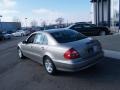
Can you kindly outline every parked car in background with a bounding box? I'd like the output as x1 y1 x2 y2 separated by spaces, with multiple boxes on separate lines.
0 31 4 41
7 30 14 34
29 29 39 34
67 22 112 36
2 32 12 40
24 30 31 36
18 29 104 75
12 30 26 37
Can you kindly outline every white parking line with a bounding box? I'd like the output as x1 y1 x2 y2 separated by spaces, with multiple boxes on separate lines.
104 50 120 60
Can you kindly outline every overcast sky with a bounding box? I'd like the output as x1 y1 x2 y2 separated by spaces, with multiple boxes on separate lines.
0 0 91 26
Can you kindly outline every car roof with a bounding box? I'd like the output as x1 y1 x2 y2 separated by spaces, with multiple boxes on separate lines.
35 28 72 34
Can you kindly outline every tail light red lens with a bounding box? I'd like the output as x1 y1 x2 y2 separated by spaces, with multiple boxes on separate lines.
64 48 80 60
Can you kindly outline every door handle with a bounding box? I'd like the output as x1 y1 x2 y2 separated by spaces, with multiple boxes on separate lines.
41 47 44 50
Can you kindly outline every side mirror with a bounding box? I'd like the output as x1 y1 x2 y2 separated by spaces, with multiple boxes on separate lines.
22 40 28 44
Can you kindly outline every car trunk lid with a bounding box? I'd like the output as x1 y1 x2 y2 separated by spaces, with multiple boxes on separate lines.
62 37 100 59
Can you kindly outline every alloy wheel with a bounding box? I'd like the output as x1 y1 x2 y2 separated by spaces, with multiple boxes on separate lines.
45 59 53 73
44 57 56 75
18 49 22 58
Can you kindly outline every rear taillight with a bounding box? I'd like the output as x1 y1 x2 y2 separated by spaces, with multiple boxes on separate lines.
64 48 80 60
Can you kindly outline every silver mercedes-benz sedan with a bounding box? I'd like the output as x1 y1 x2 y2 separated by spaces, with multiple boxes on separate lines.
18 29 104 75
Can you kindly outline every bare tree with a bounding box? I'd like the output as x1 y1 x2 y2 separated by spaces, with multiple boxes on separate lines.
56 17 64 25
55 17 64 28
30 20 38 27
12 17 20 22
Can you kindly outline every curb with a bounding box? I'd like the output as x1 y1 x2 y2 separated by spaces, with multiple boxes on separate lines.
104 50 120 60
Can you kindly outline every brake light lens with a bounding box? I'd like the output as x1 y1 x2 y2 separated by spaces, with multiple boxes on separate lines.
64 48 80 60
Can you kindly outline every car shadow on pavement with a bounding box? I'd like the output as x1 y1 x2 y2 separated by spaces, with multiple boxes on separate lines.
55 57 120 81
56 63 102 76
21 57 120 85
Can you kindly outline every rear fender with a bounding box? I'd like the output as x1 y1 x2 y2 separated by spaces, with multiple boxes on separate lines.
42 52 55 64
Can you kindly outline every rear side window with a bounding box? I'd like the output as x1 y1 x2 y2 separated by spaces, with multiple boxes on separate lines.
50 30 86 43
42 35 48 45
71 24 82 29
34 33 48 45
74 24 82 29
34 34 44 44
82 24 91 28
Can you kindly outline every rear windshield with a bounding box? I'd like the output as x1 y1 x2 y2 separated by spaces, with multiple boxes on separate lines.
50 30 86 43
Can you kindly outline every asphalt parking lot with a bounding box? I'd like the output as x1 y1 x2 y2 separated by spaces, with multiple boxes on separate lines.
0 36 120 90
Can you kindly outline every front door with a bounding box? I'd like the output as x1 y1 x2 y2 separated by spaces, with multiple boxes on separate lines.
21 34 36 59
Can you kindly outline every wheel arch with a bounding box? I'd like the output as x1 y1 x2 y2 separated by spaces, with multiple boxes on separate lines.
17 45 22 50
42 53 55 65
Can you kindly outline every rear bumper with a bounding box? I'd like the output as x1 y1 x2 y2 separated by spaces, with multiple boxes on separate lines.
53 52 104 72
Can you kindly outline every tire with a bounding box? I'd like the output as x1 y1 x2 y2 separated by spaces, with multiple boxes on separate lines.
43 57 56 75
99 31 106 36
18 48 25 59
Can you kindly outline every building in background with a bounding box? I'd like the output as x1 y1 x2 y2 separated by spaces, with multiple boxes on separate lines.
0 22 21 33
91 3 95 24
91 0 120 31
